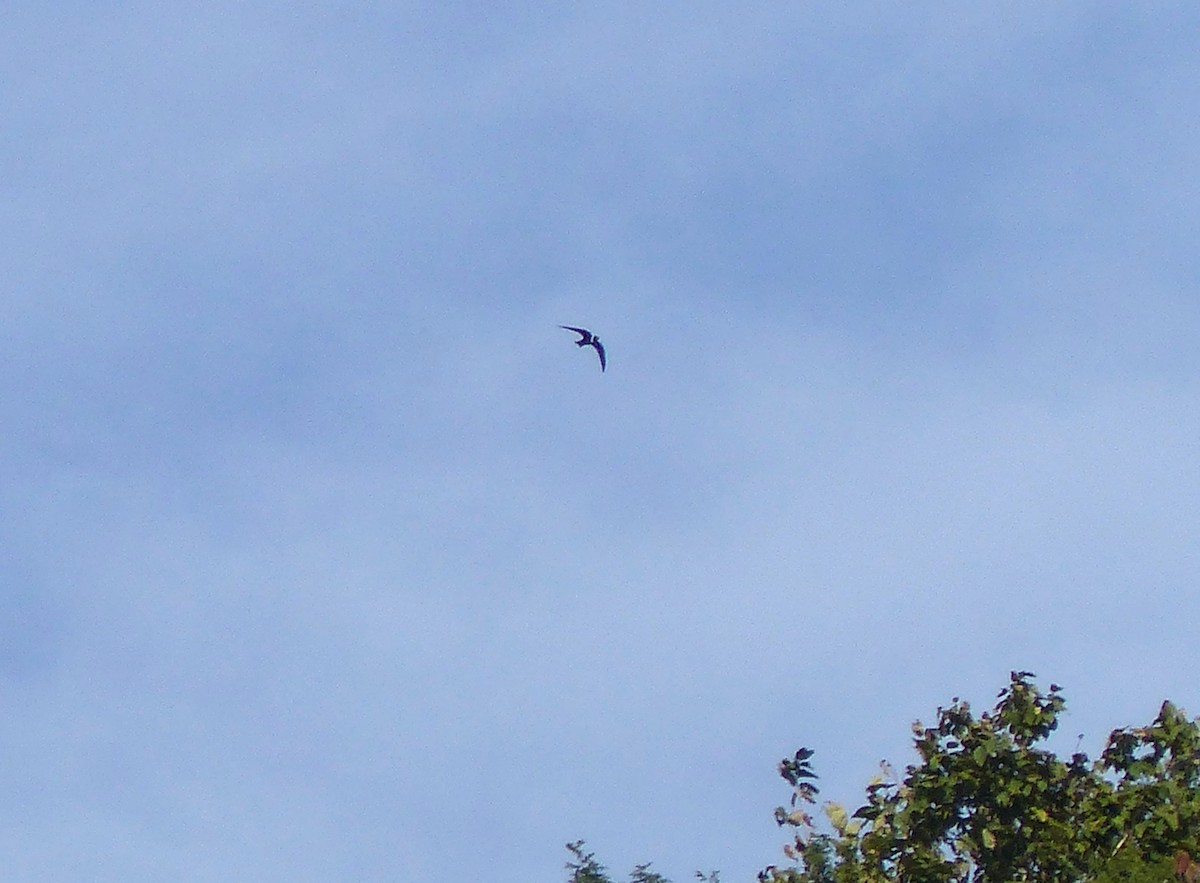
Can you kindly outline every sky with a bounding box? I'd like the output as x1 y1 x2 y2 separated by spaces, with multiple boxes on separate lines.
3 2 1200 881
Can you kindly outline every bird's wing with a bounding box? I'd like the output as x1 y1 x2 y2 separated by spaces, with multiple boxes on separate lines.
593 340 606 371
559 325 591 339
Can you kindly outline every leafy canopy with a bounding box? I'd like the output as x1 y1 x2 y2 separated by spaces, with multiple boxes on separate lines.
767 672 1200 883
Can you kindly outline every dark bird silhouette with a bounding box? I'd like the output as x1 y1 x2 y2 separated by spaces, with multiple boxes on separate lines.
559 325 606 371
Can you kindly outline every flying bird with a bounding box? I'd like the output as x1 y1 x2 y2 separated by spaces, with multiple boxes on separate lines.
559 325 606 372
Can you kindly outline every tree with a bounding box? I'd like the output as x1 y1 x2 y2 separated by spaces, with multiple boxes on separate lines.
566 841 615 883
565 841 687 883
766 672 1200 882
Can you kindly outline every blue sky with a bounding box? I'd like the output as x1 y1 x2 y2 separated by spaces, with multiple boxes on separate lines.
4 3 1200 880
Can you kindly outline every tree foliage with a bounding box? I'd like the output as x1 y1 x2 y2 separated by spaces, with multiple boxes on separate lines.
764 672 1200 883
567 673 1200 882
565 841 697 883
